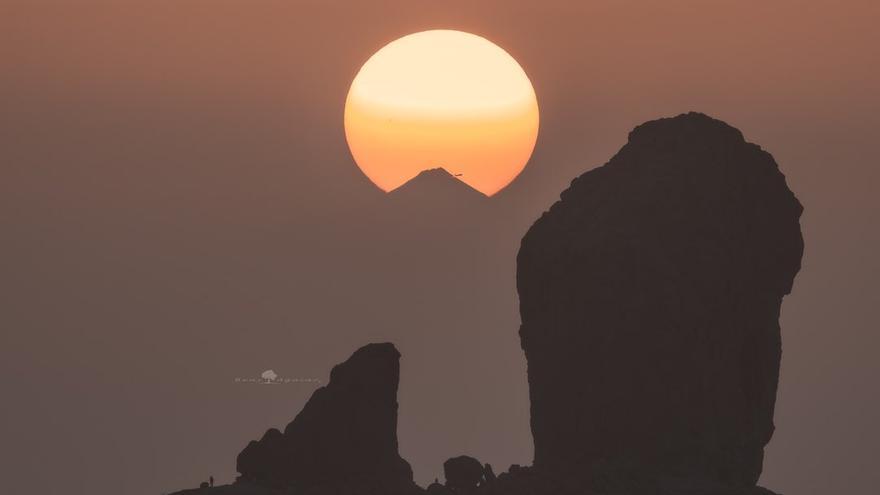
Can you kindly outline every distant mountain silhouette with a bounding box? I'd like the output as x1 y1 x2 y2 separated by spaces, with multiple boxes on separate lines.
382 167 490 226
388 168 488 204
171 113 803 495
362 166 496 252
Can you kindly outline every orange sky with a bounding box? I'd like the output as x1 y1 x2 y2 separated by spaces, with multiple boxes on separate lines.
2 2 879 495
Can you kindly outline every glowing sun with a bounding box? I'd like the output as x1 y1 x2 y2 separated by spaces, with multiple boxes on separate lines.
344 30 539 196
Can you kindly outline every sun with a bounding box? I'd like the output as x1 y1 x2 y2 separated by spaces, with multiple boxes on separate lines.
344 30 539 197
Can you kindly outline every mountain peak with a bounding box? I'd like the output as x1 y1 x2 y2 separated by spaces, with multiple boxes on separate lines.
410 167 459 181
389 168 488 201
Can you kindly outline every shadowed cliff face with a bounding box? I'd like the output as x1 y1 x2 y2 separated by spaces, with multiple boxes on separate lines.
517 113 803 487
236 343 418 494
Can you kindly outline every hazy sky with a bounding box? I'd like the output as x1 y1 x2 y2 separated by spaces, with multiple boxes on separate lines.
2 1 879 494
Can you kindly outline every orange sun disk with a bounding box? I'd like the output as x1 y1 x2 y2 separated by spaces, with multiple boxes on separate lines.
344 30 539 196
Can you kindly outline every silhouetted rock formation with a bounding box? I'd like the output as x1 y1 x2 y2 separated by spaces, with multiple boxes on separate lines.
516 113 803 492
482 463 496 485
171 112 803 495
235 343 419 495
443 456 484 493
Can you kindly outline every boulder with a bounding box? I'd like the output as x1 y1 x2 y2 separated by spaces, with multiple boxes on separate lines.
443 456 484 492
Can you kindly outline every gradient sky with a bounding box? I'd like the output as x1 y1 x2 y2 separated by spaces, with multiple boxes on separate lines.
2 1 879 495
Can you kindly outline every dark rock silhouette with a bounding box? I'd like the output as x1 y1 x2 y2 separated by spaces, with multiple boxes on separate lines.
517 112 803 491
482 463 496 485
235 343 419 494
170 483 277 495
443 456 484 493
439 456 499 495
426 479 453 495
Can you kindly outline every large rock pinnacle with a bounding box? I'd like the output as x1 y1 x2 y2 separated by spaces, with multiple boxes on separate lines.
516 112 804 488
